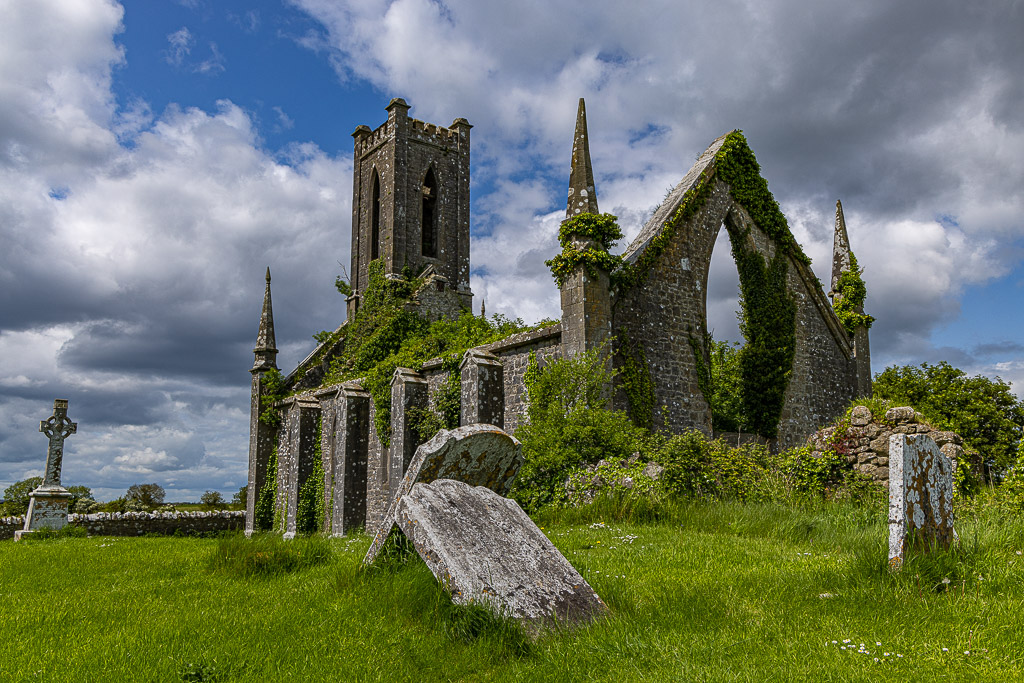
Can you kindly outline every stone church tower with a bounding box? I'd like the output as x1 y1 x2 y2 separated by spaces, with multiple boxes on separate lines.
347 98 473 318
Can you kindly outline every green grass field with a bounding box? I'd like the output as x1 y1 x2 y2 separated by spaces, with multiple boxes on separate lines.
2 498 1022 682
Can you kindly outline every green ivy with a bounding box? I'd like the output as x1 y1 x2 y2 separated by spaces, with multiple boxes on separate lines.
832 253 875 335
617 329 655 430
296 415 326 535
407 357 462 443
546 212 624 287
728 221 797 439
714 131 812 266
317 260 536 446
259 368 286 428
253 438 278 531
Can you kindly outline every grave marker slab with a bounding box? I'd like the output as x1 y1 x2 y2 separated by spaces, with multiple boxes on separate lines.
395 479 608 634
888 433 955 570
363 424 522 564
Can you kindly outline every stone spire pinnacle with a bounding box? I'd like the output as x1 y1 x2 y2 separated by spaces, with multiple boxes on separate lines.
565 98 599 220
829 200 852 299
252 266 278 373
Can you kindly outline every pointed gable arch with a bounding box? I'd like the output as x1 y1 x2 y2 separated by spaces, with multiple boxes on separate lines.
611 131 862 447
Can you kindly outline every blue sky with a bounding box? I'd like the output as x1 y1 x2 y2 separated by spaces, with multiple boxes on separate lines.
1 0 1022 501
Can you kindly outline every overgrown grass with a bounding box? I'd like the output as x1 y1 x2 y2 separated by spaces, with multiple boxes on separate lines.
2 499 1023 681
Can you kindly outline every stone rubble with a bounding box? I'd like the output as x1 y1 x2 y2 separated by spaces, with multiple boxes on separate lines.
807 405 976 486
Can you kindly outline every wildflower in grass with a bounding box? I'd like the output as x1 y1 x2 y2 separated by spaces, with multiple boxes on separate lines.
942 648 948 652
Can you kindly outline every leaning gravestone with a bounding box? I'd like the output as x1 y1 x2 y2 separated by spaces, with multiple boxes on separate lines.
15 399 77 541
888 433 955 570
363 424 523 564
396 479 608 634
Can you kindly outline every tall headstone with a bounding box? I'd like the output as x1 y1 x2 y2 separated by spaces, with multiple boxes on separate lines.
888 433 955 570
15 399 77 541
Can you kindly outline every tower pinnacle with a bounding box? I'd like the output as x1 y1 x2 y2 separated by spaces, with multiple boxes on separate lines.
252 266 278 373
829 200 852 300
565 98 599 220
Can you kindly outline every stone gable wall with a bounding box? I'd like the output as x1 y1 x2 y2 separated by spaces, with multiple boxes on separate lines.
611 176 861 448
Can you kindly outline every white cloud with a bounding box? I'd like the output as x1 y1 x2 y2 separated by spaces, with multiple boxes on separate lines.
165 27 192 66
0 0 351 496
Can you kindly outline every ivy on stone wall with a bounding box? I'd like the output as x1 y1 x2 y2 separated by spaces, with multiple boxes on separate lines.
546 213 624 287
618 329 656 430
832 253 875 335
714 131 812 266
613 130 810 294
728 221 797 439
296 415 326 535
612 170 715 291
316 260 535 446
407 357 462 443
253 439 278 532
259 369 286 428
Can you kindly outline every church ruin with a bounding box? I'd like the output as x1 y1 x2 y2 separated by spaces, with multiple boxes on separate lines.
245 98 872 536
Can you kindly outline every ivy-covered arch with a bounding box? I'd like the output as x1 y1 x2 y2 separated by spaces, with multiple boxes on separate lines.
611 131 860 445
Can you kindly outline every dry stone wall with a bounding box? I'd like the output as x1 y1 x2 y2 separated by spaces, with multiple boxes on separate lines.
807 405 971 486
1 511 244 540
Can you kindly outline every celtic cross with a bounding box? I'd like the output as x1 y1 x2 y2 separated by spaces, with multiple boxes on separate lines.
39 399 76 487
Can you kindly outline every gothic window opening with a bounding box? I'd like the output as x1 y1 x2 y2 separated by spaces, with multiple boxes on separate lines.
421 168 437 258
371 171 381 261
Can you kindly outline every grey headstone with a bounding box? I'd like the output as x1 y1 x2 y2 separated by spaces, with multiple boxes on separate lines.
395 479 608 634
363 424 522 564
888 433 955 570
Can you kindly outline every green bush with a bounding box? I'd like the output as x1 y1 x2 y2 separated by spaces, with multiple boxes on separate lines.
511 348 656 512
654 432 784 502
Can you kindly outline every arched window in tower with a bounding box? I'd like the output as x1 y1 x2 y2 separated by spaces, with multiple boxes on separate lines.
421 167 437 258
370 170 381 261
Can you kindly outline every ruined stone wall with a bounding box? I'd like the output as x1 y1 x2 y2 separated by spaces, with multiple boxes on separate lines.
612 178 736 437
611 140 861 447
482 325 563 434
808 406 972 486
1 511 244 540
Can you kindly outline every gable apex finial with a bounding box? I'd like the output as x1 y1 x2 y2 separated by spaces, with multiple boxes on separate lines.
565 98 599 221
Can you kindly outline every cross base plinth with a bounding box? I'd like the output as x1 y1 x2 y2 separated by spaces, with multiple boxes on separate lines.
14 486 73 541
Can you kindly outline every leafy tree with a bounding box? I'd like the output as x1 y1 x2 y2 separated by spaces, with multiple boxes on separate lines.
2 477 42 516
66 485 92 512
125 483 166 509
200 490 225 509
707 339 744 433
873 361 1024 470
232 485 247 507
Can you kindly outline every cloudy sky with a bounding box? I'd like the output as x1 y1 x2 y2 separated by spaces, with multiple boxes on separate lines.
2 0 1022 501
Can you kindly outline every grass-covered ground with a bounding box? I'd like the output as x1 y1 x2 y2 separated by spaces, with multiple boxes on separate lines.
2 497 1022 682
